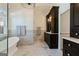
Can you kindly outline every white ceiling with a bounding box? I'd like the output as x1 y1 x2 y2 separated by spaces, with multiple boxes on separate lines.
8 3 54 15
36 3 55 15
35 3 53 15
0 3 58 14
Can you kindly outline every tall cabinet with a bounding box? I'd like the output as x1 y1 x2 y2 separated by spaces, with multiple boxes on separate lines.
63 3 79 56
44 7 59 49
70 3 79 38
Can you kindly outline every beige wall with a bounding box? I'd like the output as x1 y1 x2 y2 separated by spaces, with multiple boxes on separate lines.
60 10 70 33
34 8 46 31
60 9 70 49
34 4 52 31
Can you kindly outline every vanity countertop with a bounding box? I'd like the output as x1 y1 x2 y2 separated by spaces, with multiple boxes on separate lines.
62 36 79 44
45 32 58 34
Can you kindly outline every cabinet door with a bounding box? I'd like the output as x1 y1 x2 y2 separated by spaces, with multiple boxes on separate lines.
44 33 51 47
50 34 58 49
70 3 79 38
71 4 79 29
73 4 79 26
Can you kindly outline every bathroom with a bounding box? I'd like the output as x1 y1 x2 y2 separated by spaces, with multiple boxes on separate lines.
0 3 70 56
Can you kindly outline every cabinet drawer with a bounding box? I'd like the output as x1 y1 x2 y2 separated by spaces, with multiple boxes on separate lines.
63 39 72 50
63 49 71 56
70 31 79 38
63 39 79 56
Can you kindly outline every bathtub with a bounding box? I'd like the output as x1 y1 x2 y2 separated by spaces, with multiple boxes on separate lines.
0 36 19 56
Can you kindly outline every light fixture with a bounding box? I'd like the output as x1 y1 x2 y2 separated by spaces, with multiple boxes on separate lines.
28 3 31 5
48 16 52 22
21 3 35 8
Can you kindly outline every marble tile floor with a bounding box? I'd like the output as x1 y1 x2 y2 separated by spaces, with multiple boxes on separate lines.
13 40 62 56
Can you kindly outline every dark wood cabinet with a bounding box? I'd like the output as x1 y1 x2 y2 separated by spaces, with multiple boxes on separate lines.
44 32 58 49
63 39 79 56
70 3 79 38
44 6 59 49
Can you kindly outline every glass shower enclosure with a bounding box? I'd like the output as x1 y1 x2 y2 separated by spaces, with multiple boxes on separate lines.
0 3 34 56
0 3 8 56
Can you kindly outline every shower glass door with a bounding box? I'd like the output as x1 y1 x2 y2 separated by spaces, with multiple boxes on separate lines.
0 3 8 56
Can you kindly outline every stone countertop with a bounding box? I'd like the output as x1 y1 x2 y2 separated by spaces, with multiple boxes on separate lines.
62 36 79 44
45 32 58 34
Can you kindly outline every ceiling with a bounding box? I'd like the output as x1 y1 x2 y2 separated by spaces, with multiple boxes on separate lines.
0 3 61 15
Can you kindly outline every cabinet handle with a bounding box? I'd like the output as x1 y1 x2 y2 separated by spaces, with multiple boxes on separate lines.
67 53 70 56
68 44 71 46
75 33 78 36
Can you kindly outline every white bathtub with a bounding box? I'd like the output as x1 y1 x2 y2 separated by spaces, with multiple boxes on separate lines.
0 37 19 56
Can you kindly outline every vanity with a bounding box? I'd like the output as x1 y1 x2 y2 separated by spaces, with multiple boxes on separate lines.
63 3 79 56
44 6 59 49
44 32 58 49
63 37 79 56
